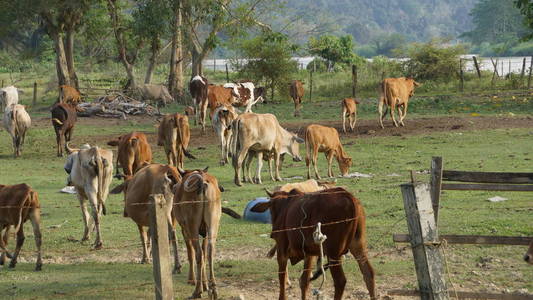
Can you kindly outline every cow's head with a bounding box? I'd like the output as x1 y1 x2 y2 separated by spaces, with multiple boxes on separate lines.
525 241 533 265
339 157 352 176
406 78 421 97
252 189 304 225
286 132 304 162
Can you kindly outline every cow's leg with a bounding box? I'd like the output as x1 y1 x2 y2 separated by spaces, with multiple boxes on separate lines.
234 146 249 186
326 151 335 178
390 100 398 127
204 215 220 299
138 225 150 264
312 145 321 180
254 151 264 184
56 130 62 157
351 112 357 131
300 256 316 300
277 253 289 300
8 226 25 269
200 99 209 134
183 228 196 285
79 196 91 242
274 152 282 182
29 207 43 271
342 107 347 133
268 157 276 181
87 191 103 249
349 219 376 299
201 237 208 292
400 102 408 126
244 152 254 183
0 224 10 264
191 230 204 298
378 99 385 129
218 130 226 166
329 258 347 300
168 222 181 274
11 135 17 157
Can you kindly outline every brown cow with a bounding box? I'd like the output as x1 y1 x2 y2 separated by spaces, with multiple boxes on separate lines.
251 187 376 300
305 124 352 179
189 76 209 133
51 103 77 157
525 240 533 264
59 85 82 105
174 168 222 299
157 113 194 169
0 184 42 271
207 85 237 120
107 132 152 180
378 77 420 128
111 164 182 273
289 80 305 116
342 98 359 133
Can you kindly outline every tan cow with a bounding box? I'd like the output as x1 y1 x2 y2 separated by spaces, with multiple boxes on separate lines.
0 184 42 271
157 113 194 169
174 168 222 299
272 179 335 193
59 85 82 105
289 80 304 116
342 98 359 133
525 240 533 265
3 104 31 157
111 164 182 273
212 105 238 166
305 124 352 179
378 77 420 128
107 132 152 180
230 113 304 186
65 144 113 249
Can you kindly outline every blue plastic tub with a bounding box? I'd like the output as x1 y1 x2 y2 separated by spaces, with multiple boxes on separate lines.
243 197 271 224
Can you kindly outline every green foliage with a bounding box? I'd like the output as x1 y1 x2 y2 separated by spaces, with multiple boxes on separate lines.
372 33 406 57
308 34 361 71
401 40 466 81
515 0 533 39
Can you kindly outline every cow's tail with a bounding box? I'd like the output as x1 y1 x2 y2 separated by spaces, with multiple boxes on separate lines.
13 189 32 234
175 115 195 160
95 148 107 216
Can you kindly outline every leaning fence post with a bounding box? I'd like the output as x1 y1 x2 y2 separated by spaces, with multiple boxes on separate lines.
149 194 174 300
401 183 449 300
32 81 38 106
473 56 481 79
528 56 533 89
429 157 443 225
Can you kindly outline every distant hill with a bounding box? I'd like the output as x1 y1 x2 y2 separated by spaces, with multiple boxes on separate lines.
277 0 477 44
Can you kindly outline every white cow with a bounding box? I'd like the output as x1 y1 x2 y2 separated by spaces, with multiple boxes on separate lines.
212 105 239 166
3 104 31 157
64 144 113 249
0 86 19 112
224 82 264 113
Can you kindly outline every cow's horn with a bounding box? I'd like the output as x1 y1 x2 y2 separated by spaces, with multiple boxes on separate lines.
65 142 78 154
264 188 274 198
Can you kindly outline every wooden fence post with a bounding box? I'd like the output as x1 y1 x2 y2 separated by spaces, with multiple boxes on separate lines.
32 82 37 106
352 64 357 97
309 70 313 102
1 79 3 88
490 58 499 88
521 57 526 87
149 194 174 300
213 55 216 73
459 59 464 92
225 64 229 82
472 56 481 79
401 183 449 300
528 56 533 89
429 157 443 225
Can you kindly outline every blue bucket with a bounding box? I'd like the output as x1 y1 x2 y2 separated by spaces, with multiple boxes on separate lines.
243 197 271 224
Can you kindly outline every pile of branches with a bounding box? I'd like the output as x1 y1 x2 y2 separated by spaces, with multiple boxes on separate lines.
77 92 158 119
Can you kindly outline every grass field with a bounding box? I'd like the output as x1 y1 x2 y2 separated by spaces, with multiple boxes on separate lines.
1 73 532 299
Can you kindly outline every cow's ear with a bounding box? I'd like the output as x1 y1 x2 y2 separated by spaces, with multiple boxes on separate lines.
203 166 209 173
250 201 271 213
177 167 186 176
218 184 224 192
414 81 421 87
110 183 125 194
107 140 119 147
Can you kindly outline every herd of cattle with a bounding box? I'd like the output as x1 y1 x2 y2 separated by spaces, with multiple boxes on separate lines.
0 76 531 300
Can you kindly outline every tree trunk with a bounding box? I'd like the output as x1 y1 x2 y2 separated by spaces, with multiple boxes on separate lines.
145 38 161 84
107 0 136 90
50 30 71 86
65 27 79 89
168 0 184 102
191 48 204 77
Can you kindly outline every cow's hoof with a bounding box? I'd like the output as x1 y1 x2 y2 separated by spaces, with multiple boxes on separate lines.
187 279 196 286
219 160 225 166
92 242 103 250
208 289 218 300
35 263 42 271
8 261 17 269
234 179 242 186
189 293 202 300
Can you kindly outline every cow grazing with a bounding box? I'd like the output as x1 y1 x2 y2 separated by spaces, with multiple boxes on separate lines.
157 113 194 169
289 80 305 116
0 86 19 112
525 240 533 264
3 104 31 157
189 76 209 133
231 113 303 186
251 188 376 300
111 164 182 273
135 84 174 107
212 105 238 166
272 179 335 193
51 103 77 157
305 124 352 179
64 144 113 249
378 77 420 128
342 98 359 133
174 168 222 299
59 85 82 105
0 184 42 271
107 132 152 180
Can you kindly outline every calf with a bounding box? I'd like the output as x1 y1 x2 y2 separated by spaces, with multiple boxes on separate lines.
378 77 420 128
189 76 209 133
525 240 533 265
305 124 352 179
107 132 152 180
251 188 376 300
212 105 238 165
342 98 359 133
3 104 31 157
51 103 77 157
65 144 113 249
289 80 304 116
272 179 335 193
0 86 19 112
174 168 222 299
59 85 82 105
111 164 182 273
157 113 193 169
0 184 42 271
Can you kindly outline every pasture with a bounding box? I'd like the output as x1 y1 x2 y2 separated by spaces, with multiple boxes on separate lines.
0 81 532 299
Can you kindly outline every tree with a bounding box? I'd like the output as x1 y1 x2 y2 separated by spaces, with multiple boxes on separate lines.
307 34 359 71
372 33 406 57
168 0 185 101
515 0 533 39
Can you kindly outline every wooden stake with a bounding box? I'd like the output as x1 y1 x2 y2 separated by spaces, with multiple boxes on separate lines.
528 57 532 89
309 70 313 102
473 56 481 79
459 59 464 92
149 194 174 300
521 57 526 87
225 64 229 82
352 64 357 97
33 82 38 106
429 157 443 225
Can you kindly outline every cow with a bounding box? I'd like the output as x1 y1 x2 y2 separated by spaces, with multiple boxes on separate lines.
51 102 77 157
525 240 533 265
134 84 174 107
272 179 335 193
184 106 195 121
0 86 19 112
0 183 42 271
110 164 182 273
289 80 304 116
157 113 194 169
174 168 222 299
107 132 152 180
242 150 286 183
230 113 304 186
378 77 420 128
342 98 359 133
212 105 239 166
59 85 82 105
207 85 237 120
305 124 352 179
189 76 209 133
3 104 31 157
64 144 113 249
224 81 264 113
251 187 376 300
